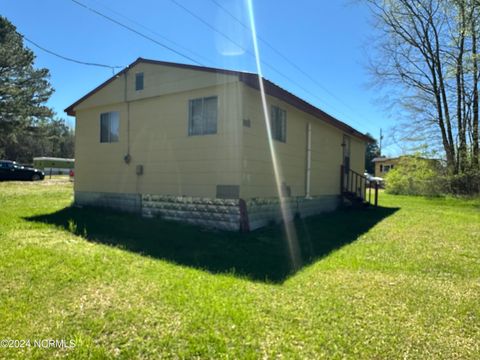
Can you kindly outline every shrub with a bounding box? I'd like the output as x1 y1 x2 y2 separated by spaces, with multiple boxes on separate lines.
446 169 480 195
384 157 446 196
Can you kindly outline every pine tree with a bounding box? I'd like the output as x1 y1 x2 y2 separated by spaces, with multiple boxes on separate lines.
0 16 54 158
365 133 380 174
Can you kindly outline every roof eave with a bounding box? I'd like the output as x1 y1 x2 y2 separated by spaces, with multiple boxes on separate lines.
239 74 375 143
64 57 375 143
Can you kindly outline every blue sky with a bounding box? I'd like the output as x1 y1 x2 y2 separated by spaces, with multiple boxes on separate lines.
1 0 399 155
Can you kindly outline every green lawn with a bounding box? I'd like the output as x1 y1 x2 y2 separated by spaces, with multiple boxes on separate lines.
0 180 479 359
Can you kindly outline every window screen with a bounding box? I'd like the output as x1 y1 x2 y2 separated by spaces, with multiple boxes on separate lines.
100 112 119 143
135 72 144 91
188 96 218 136
271 106 286 142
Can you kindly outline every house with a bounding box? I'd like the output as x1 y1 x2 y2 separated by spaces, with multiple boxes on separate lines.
65 58 373 231
372 156 398 178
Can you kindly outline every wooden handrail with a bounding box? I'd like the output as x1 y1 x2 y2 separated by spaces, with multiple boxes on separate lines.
340 165 378 207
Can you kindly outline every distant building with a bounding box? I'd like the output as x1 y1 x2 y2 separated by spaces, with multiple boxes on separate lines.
372 155 443 178
372 157 399 178
33 157 74 175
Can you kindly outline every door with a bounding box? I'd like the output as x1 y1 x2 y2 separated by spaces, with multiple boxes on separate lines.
342 135 351 191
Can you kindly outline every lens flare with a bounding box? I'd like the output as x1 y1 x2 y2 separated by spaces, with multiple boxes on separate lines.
246 0 301 270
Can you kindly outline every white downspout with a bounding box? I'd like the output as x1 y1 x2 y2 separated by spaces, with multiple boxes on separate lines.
305 122 312 198
124 71 131 162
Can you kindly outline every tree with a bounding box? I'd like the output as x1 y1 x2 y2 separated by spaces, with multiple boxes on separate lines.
0 16 54 159
365 132 380 173
364 0 480 175
2 118 75 163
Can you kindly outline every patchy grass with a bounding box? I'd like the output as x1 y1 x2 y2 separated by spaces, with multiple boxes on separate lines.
0 181 479 359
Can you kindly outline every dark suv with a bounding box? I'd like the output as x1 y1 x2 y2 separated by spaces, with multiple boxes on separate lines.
0 160 45 181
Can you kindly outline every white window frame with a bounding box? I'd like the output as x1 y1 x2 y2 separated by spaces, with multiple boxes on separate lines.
188 96 218 136
100 112 120 143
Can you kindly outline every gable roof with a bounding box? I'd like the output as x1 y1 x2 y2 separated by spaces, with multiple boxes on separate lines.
64 57 374 143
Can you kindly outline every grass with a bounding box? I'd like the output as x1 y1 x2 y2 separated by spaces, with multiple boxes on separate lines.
0 179 479 359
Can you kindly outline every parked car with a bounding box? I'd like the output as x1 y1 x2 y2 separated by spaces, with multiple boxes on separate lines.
0 160 45 181
364 172 385 188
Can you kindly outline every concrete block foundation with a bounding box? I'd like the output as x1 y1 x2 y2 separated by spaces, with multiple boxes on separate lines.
74 191 340 231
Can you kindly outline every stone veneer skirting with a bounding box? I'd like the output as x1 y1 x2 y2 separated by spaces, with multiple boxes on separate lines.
142 194 242 231
245 195 340 230
74 191 340 231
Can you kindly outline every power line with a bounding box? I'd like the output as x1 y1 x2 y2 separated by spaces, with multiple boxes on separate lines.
18 32 123 73
169 0 374 133
208 0 377 133
68 0 375 133
168 0 339 111
86 0 218 67
169 0 247 57
69 0 203 66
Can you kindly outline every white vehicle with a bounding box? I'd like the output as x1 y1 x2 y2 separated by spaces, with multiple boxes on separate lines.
364 172 384 187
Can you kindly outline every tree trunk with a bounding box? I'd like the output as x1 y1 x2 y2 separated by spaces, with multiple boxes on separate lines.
432 25 456 173
472 2 479 170
457 1 467 173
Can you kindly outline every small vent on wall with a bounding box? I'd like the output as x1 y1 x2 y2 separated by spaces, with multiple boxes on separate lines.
242 119 251 128
216 185 240 199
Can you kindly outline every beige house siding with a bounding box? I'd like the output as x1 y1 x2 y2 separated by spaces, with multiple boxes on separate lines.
240 86 307 198
240 84 365 199
74 62 239 111
350 137 367 175
74 63 243 198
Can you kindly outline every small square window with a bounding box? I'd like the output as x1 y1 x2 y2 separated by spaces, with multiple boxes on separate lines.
271 105 286 142
100 112 119 143
135 72 144 91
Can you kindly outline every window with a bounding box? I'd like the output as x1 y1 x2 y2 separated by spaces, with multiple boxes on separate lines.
135 72 144 91
100 112 119 143
271 105 286 142
383 165 391 172
188 96 218 136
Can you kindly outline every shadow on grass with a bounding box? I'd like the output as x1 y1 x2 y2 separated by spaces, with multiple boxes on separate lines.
26 205 398 283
